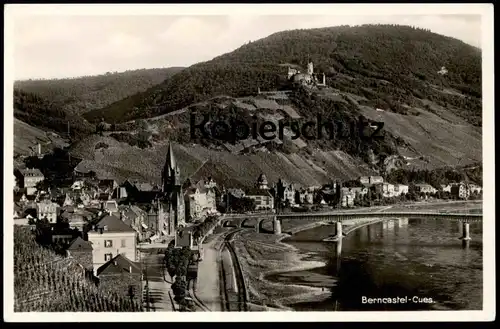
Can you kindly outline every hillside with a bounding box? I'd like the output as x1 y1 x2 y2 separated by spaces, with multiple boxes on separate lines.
85 24 481 127
17 24 482 189
15 67 184 116
68 83 480 188
69 138 374 189
14 89 94 140
13 118 69 158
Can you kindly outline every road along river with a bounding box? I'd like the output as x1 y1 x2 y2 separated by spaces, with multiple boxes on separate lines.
265 217 483 311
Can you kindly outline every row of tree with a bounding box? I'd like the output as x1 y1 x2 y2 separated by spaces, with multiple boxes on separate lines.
164 243 195 311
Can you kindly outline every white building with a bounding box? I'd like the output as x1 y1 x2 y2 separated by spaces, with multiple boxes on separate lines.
36 199 58 224
441 184 452 193
340 188 356 207
415 184 437 194
87 215 137 274
359 175 384 186
382 183 395 198
246 188 274 210
393 184 409 197
19 168 45 195
184 179 217 220
451 183 470 199
468 183 482 195
299 189 314 204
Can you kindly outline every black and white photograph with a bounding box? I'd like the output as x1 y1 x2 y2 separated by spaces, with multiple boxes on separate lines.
3 3 495 322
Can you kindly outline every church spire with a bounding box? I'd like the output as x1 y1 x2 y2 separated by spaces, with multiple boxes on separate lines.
163 142 181 193
166 142 176 171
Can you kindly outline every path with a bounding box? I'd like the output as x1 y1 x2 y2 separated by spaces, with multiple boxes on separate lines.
141 249 175 312
191 232 226 311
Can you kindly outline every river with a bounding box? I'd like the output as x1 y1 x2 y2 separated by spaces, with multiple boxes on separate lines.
266 218 483 311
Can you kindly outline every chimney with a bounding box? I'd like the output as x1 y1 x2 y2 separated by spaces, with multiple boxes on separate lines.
37 143 41 155
114 261 117 266
129 266 132 273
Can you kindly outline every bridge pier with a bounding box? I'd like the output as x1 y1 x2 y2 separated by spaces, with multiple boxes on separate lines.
329 221 344 241
460 221 471 241
334 238 342 274
273 216 282 235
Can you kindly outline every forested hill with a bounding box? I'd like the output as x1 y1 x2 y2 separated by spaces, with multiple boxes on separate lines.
14 89 94 140
84 24 482 125
14 67 184 116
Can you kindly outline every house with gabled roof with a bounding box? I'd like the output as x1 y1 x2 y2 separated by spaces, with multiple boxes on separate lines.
120 205 147 241
16 168 45 195
36 199 58 224
87 215 137 274
98 179 118 195
96 254 142 302
66 236 93 272
184 179 217 221
246 188 274 210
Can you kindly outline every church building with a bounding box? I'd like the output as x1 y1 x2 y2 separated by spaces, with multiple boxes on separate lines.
151 143 186 241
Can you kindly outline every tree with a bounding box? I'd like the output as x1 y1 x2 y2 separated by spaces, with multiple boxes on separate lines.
230 197 256 213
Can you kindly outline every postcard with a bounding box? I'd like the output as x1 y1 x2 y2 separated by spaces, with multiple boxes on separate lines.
3 3 495 322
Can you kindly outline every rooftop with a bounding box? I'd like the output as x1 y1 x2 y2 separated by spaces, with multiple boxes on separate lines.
104 201 118 213
96 254 141 276
67 236 93 251
227 188 246 198
20 168 44 177
91 215 135 233
74 160 96 174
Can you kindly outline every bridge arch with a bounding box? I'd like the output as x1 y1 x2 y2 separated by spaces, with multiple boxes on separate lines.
223 219 239 228
241 218 259 228
256 217 274 234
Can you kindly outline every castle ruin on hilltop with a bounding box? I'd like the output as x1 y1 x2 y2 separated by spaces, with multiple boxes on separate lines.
287 60 326 88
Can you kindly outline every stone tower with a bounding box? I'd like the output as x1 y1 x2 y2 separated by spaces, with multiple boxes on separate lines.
161 143 185 236
307 61 314 75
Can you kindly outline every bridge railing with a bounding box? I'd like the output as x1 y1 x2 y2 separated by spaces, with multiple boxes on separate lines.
276 211 483 220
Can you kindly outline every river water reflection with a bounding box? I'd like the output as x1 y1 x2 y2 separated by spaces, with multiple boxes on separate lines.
266 218 482 311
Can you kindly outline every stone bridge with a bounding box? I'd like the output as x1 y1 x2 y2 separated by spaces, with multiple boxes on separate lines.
220 211 483 239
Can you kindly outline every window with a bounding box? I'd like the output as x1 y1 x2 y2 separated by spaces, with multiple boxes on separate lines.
104 253 113 261
121 239 126 248
104 240 113 247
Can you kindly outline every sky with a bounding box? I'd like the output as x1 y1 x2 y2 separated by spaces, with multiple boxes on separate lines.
7 6 486 80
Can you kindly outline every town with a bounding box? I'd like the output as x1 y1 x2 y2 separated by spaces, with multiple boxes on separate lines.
13 142 482 311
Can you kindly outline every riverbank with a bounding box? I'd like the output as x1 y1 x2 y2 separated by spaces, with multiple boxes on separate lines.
232 200 483 310
232 230 330 310
232 217 384 309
